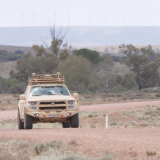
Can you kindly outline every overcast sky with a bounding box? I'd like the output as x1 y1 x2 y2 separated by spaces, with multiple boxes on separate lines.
0 0 160 27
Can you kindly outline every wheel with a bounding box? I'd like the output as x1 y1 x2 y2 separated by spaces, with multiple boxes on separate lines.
24 112 33 129
62 122 70 128
70 113 79 128
17 110 24 129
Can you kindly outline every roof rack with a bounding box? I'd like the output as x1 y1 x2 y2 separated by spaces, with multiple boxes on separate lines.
28 72 65 85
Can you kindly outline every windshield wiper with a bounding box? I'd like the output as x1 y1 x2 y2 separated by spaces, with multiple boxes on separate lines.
32 95 42 96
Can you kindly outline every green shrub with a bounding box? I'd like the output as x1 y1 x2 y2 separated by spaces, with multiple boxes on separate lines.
145 111 152 115
126 90 134 94
9 83 26 94
87 83 98 92
88 114 94 117
156 93 160 97
112 85 126 93
146 150 156 156
116 94 122 97
110 122 118 126
108 94 115 97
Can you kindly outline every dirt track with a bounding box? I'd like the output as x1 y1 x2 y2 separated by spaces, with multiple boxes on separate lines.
1 101 160 159
1 100 160 121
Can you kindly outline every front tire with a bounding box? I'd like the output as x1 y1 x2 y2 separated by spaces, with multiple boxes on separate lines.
17 110 24 129
62 122 70 128
24 112 33 129
70 113 79 128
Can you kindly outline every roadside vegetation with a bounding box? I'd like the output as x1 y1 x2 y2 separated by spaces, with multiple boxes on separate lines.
1 105 160 129
0 138 113 160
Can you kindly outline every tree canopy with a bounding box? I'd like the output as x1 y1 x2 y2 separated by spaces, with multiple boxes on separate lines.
74 48 102 64
120 44 160 90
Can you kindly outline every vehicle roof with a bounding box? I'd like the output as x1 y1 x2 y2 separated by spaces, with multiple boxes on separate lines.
28 84 66 87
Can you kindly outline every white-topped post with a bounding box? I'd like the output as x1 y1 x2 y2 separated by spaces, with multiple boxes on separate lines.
106 116 108 129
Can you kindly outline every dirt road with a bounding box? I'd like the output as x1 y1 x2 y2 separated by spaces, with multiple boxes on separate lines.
0 100 160 121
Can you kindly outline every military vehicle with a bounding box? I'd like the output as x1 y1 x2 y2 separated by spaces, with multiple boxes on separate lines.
17 73 79 129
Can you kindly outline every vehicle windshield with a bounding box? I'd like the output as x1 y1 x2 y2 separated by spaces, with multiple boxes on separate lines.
30 86 69 96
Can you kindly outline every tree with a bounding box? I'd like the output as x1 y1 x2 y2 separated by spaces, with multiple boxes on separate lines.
59 49 69 62
120 44 160 90
74 48 102 64
58 55 93 92
11 53 57 82
12 26 70 81
96 55 114 94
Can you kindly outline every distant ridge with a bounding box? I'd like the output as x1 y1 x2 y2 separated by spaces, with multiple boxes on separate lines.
0 26 160 47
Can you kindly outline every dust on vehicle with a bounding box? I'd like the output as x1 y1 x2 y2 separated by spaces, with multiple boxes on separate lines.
17 72 79 129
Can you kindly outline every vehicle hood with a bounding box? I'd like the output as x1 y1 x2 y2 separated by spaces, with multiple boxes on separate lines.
26 95 75 102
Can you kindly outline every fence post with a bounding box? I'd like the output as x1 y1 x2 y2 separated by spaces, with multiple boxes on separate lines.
106 116 108 129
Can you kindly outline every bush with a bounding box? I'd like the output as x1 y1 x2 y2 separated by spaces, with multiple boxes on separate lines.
9 83 26 94
34 141 62 155
126 90 134 94
87 83 98 92
146 150 156 156
156 93 160 97
112 85 126 93
88 114 94 117
34 143 48 155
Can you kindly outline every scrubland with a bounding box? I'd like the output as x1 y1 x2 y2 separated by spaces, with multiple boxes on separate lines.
1 105 160 129
0 138 113 160
1 106 160 159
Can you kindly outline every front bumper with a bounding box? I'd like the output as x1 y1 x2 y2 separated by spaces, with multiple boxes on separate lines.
26 109 78 119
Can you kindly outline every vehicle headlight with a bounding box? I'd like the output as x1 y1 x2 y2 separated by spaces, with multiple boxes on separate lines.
68 101 74 109
30 102 37 110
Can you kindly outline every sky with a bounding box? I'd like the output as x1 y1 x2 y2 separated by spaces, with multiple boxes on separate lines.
0 0 160 27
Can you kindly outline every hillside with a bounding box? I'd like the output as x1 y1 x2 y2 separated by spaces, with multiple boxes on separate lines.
0 26 160 47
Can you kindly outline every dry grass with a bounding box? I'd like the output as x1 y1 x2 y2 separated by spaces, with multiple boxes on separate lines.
79 92 160 106
0 61 16 78
0 138 32 160
2 106 160 129
0 94 19 111
0 138 113 160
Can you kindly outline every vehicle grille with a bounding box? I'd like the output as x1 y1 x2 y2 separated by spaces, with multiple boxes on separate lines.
40 101 65 105
39 107 66 110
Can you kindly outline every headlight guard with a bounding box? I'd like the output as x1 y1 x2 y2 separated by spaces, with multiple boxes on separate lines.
30 102 37 110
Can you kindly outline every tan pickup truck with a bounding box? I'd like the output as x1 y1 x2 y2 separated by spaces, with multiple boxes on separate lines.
17 73 79 129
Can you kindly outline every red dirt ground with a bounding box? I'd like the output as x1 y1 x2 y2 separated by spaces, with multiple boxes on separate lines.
1 101 160 159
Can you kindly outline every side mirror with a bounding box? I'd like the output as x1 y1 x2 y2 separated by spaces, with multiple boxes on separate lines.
20 94 26 100
73 93 78 99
